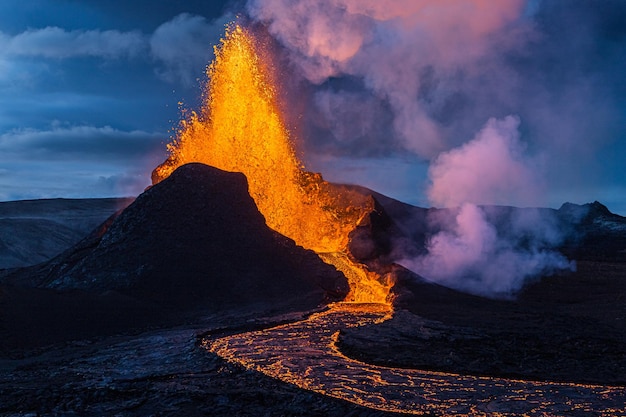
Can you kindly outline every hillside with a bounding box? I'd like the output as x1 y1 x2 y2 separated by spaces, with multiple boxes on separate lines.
0 197 133 269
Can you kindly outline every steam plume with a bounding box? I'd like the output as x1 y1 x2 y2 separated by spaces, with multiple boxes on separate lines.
427 116 542 208
245 0 626 209
241 1 625 295
397 202 575 296
247 0 525 158
398 116 574 296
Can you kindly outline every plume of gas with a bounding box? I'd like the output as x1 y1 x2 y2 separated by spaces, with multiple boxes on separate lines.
246 0 526 158
246 0 626 213
397 116 574 297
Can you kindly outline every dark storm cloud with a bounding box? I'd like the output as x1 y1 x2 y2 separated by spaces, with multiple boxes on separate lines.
0 124 168 201
0 13 230 85
0 27 146 59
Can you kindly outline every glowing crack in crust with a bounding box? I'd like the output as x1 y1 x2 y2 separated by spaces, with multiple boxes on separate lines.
152 24 392 304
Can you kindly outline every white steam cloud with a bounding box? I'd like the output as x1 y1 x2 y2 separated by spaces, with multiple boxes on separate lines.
396 117 574 296
427 116 543 208
398 203 574 296
244 0 601 296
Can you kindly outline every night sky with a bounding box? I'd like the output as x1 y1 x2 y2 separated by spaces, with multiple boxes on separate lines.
1 0 625 214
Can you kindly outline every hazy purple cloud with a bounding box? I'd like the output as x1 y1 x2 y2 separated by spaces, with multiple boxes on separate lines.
397 203 574 297
248 0 527 159
427 116 544 208
244 0 626 217
244 0 625 296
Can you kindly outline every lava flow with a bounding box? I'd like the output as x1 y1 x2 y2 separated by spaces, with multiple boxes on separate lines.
206 304 626 416
152 24 392 304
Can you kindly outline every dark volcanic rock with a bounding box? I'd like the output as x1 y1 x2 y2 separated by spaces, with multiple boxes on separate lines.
39 163 348 308
337 191 626 385
0 197 132 269
557 201 626 261
0 163 347 352
341 261 626 385
336 196 626 385
348 197 395 264
347 186 626 265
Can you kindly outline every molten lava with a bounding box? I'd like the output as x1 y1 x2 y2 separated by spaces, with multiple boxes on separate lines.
152 24 392 304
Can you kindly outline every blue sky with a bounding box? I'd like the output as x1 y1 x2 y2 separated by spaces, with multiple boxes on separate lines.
0 0 232 201
1 0 625 214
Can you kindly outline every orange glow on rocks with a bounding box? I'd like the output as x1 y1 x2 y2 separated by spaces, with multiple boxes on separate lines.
152 24 392 304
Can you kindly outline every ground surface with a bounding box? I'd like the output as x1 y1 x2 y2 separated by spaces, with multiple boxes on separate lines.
0 198 132 269
0 308 405 417
1 183 624 415
208 303 624 416
340 262 626 386
1 261 624 416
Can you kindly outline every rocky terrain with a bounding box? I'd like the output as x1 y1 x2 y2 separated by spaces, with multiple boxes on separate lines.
340 261 626 386
0 163 624 415
1 308 408 417
338 192 626 387
0 197 133 269
0 163 347 354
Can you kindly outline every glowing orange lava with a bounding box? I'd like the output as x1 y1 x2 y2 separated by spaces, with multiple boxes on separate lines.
152 24 392 304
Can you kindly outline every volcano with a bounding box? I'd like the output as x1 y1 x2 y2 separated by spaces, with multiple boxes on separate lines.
2 19 625 416
36 163 348 306
1 173 625 414
0 163 348 352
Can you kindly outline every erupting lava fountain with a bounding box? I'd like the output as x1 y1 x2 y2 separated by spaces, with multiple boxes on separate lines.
152 24 393 305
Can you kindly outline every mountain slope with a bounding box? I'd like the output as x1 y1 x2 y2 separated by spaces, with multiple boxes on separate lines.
0 197 133 269
0 164 348 352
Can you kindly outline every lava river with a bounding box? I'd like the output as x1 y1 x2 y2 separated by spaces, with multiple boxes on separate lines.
204 303 625 416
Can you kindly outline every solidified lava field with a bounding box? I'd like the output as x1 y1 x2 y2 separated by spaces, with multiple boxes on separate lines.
1 168 625 416
1 260 624 416
341 261 626 387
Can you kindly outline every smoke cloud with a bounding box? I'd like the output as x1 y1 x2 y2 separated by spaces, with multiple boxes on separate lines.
397 203 574 296
247 0 526 158
243 0 616 296
245 1 626 210
396 116 573 296
427 115 543 208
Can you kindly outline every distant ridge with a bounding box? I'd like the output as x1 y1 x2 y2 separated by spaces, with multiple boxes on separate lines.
0 197 133 269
